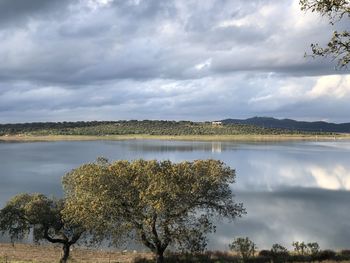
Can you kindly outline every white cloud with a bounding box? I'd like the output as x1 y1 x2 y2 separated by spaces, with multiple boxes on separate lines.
194 58 212 71
308 75 350 99
86 0 115 10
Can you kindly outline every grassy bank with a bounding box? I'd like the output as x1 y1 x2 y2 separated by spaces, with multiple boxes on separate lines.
1 243 350 263
1 133 350 142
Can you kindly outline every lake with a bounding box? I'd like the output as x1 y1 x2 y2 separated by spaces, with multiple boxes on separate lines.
1 139 350 251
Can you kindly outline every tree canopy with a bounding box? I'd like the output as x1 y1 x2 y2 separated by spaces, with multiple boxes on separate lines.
0 193 85 263
63 159 245 263
0 120 317 137
300 0 350 67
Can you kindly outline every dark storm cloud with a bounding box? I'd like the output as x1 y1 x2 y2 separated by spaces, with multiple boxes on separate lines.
0 0 336 85
0 0 72 27
0 0 349 122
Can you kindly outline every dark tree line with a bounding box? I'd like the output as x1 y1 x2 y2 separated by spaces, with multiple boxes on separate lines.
0 120 328 137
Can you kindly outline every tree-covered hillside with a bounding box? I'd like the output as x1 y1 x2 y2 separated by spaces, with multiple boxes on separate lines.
0 120 332 136
222 117 350 133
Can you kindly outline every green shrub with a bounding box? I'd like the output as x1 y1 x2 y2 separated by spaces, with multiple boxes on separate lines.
270 244 289 263
258 250 272 258
292 241 307 256
292 241 320 259
229 237 257 262
317 249 336 261
340 249 350 256
334 250 350 261
245 257 270 263
287 254 312 262
306 242 320 257
134 252 237 263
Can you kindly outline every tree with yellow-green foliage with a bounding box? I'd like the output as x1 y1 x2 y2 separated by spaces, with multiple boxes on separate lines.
300 0 350 67
62 158 245 263
0 193 85 263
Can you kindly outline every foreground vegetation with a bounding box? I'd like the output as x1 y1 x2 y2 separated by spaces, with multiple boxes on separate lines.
63 159 245 263
226 238 350 263
0 194 85 262
1 159 245 263
1 159 349 263
1 242 350 263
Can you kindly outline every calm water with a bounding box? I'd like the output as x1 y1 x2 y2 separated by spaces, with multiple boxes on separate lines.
1 139 350 250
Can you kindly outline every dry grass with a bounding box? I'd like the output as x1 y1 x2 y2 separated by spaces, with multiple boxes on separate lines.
0 243 152 263
1 244 350 263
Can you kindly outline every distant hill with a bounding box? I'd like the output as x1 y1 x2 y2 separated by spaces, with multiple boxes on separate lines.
0 120 320 137
221 117 350 133
1 118 347 136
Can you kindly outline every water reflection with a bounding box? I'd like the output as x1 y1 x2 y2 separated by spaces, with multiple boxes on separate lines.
212 142 222 153
0 140 350 249
309 165 350 190
125 140 228 152
211 188 350 250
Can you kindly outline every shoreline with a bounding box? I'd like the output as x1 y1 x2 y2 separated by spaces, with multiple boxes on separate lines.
1 134 350 142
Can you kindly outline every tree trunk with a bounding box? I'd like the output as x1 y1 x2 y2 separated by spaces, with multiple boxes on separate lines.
60 243 71 263
155 251 164 263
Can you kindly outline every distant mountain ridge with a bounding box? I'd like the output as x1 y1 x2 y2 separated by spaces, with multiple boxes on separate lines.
221 117 350 133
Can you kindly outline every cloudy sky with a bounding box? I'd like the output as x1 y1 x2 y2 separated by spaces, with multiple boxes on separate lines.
0 0 349 123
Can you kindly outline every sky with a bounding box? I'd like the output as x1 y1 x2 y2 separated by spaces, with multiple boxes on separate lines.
0 0 349 123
